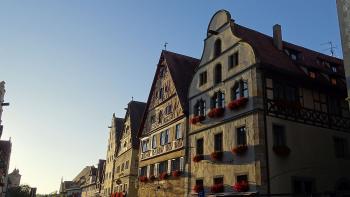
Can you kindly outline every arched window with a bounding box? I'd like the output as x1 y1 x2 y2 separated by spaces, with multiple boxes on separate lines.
194 99 206 116
211 91 225 108
231 80 248 100
214 64 222 84
214 39 222 58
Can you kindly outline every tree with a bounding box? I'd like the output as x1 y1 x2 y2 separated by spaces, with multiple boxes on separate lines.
6 185 31 197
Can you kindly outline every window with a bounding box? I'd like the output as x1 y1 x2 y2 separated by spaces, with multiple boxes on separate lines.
149 164 154 176
159 87 164 100
160 129 169 145
171 158 180 171
140 166 147 176
214 177 224 185
333 137 348 158
211 91 225 108
123 183 127 192
273 83 298 102
150 115 155 124
237 175 248 183
196 138 204 155
231 80 248 100
159 67 165 78
194 99 206 116
142 139 149 152
125 161 129 169
152 135 157 149
158 110 163 123
175 123 182 139
165 104 172 114
229 52 239 69
117 166 120 173
199 71 207 86
214 133 223 152
214 39 222 58
159 161 168 174
273 125 286 146
331 65 337 73
330 77 337 85
308 71 316 79
292 177 314 194
196 179 204 186
214 64 222 84
121 163 124 171
236 127 247 146
329 97 341 115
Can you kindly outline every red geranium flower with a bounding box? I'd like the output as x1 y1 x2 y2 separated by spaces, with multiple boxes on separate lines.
193 154 204 162
233 181 249 192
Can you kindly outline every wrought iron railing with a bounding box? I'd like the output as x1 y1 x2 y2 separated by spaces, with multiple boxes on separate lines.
266 99 350 131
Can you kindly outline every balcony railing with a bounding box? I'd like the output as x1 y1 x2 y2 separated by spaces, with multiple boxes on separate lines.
266 99 350 131
140 138 184 160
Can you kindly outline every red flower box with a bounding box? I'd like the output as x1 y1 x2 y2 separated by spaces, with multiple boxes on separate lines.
210 151 223 161
208 108 225 118
193 184 204 193
172 170 181 177
193 154 204 162
273 145 291 157
232 145 248 156
139 176 148 182
228 97 248 110
211 183 224 193
159 172 169 180
190 115 205 124
233 181 249 192
149 175 156 181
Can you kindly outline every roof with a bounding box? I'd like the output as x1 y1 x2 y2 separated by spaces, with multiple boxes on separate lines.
73 166 95 185
59 181 79 193
122 101 146 148
232 23 346 91
113 116 124 145
138 50 199 137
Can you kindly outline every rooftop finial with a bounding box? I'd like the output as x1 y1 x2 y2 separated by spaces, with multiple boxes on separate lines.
132 96 134 101
164 42 168 51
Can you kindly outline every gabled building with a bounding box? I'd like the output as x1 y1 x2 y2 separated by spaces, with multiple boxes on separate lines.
95 159 105 197
102 115 123 197
137 50 199 197
113 101 146 197
80 167 97 197
188 10 350 196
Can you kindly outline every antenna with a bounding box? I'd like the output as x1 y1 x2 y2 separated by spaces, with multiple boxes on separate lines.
321 41 337 57
164 42 168 50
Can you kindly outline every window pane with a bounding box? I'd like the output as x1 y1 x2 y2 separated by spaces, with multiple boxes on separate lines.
214 133 223 151
236 127 247 145
196 138 204 155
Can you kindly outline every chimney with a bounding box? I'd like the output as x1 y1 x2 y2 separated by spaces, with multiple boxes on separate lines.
273 24 283 50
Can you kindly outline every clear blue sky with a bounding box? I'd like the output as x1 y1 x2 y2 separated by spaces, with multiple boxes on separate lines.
0 0 342 194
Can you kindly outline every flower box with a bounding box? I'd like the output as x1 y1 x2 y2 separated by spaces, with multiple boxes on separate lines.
211 183 224 193
172 170 181 177
139 176 148 182
210 151 223 161
193 154 204 162
232 145 248 156
159 172 169 180
228 97 248 110
190 115 205 124
115 193 124 197
233 181 249 192
193 184 204 193
273 145 291 157
208 107 225 118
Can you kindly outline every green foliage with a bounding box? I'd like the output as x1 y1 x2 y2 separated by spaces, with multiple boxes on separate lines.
6 185 31 197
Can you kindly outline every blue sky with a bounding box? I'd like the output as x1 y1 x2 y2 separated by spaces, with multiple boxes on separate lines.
0 0 342 194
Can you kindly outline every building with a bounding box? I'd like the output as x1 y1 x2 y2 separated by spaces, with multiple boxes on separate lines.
6 168 21 188
337 0 350 107
102 114 123 197
113 101 146 197
137 50 199 197
95 159 105 196
59 181 80 197
188 10 350 196
0 81 11 197
80 167 98 197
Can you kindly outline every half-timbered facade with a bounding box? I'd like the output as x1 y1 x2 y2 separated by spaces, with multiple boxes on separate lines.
113 101 146 197
137 50 199 197
188 10 350 196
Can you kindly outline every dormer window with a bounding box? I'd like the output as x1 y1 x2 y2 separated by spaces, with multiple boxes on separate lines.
214 64 222 84
214 39 222 58
284 48 299 61
331 65 337 73
194 99 206 116
211 91 225 109
330 77 337 85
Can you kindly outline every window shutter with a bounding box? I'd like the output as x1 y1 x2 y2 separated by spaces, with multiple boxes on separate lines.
138 168 141 176
180 157 184 171
146 165 150 177
167 160 172 173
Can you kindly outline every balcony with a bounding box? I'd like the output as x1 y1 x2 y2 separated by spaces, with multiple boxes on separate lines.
140 138 184 160
266 99 350 131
